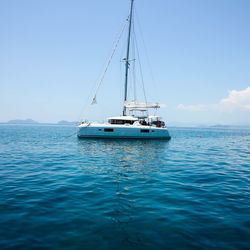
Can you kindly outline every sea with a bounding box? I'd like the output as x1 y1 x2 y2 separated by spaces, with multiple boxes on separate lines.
0 124 249 249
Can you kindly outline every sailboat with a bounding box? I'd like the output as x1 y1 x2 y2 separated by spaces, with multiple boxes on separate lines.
77 0 171 140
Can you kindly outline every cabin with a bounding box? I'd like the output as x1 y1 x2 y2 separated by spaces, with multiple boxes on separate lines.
107 115 165 128
108 116 138 125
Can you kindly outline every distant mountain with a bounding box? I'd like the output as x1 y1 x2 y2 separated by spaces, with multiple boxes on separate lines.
2 119 78 125
7 119 39 124
57 120 78 125
210 124 232 128
210 124 250 129
167 121 208 127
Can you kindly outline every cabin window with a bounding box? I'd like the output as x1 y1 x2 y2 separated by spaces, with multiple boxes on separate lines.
109 119 124 124
116 120 125 124
98 129 102 131
109 119 134 125
140 129 150 133
152 130 155 132
104 128 114 132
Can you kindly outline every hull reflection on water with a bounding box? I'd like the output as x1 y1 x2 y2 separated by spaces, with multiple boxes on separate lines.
77 139 171 248
78 139 170 170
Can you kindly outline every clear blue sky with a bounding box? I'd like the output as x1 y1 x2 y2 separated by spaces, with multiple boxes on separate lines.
1 0 250 125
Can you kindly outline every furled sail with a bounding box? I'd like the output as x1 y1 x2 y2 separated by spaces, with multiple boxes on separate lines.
124 101 160 111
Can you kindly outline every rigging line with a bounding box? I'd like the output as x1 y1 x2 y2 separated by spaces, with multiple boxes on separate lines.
81 20 128 122
134 26 149 118
63 131 77 138
132 19 137 101
134 9 157 92
134 26 147 103
77 47 111 123
92 20 127 102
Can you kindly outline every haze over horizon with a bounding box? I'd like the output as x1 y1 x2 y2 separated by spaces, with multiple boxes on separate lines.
1 0 250 125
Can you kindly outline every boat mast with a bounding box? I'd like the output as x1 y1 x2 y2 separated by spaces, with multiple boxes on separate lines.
123 0 134 116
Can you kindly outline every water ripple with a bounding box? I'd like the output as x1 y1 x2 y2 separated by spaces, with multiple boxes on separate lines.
0 125 249 249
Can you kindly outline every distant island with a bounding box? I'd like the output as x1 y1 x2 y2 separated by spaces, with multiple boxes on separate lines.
57 120 78 125
7 119 39 124
210 124 232 128
1 119 78 125
1 119 249 128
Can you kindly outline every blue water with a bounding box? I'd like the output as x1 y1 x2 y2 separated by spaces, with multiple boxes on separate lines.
0 125 249 249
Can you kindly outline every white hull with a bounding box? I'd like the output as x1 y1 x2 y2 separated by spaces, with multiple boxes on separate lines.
77 123 171 140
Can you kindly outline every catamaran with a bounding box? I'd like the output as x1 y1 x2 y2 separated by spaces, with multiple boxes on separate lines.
77 0 171 140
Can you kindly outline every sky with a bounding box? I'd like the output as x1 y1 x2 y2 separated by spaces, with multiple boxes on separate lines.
0 0 250 125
